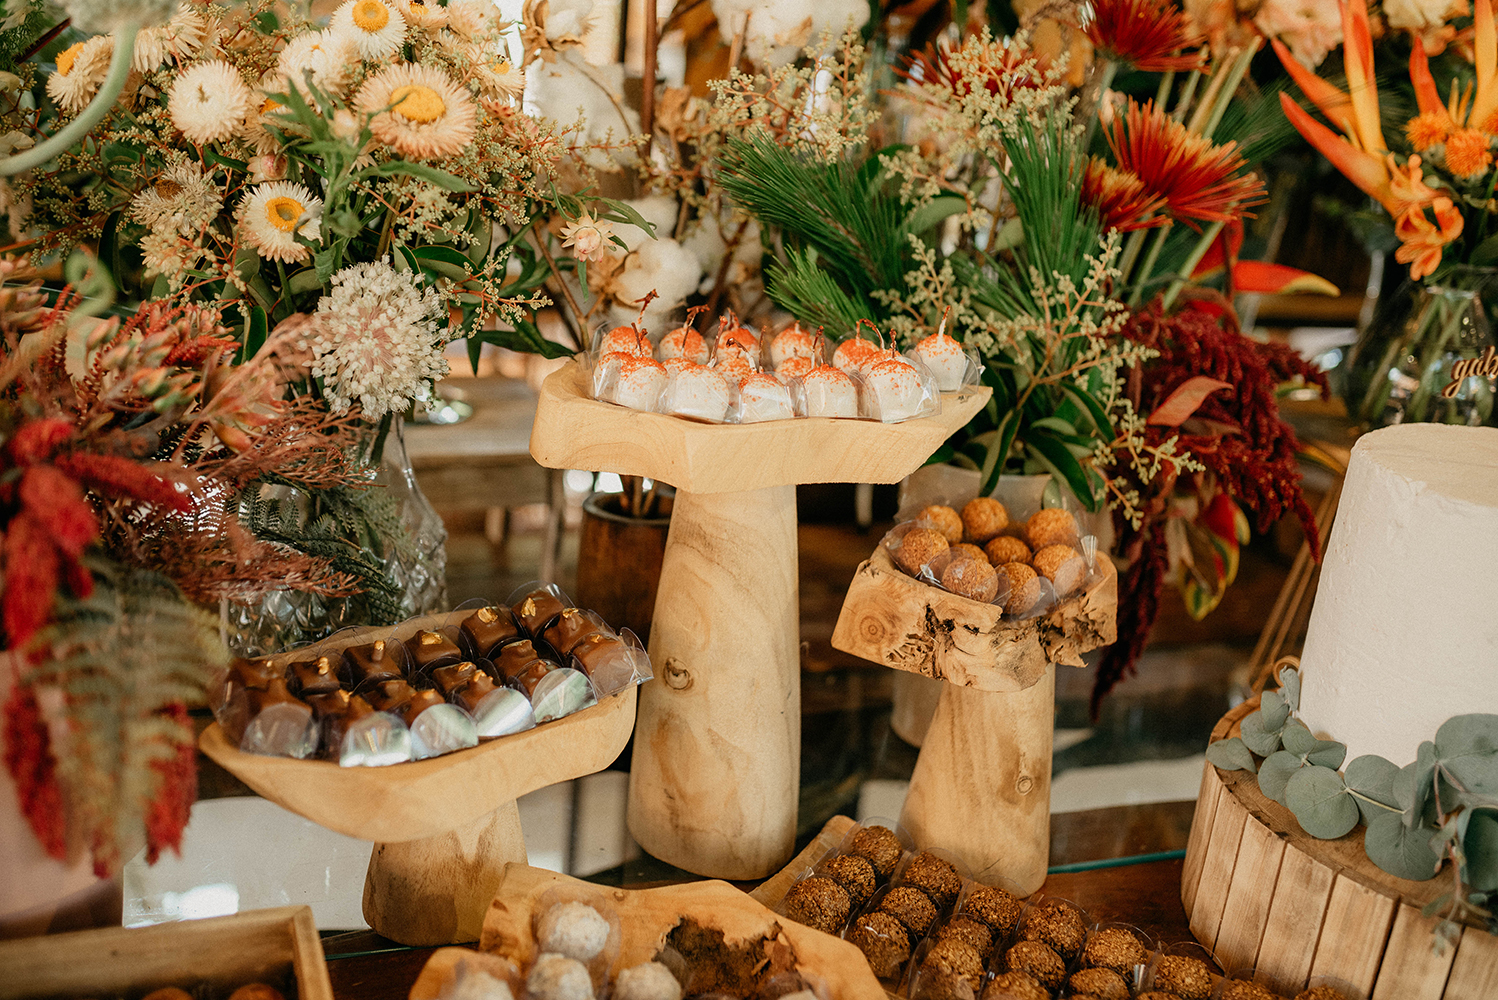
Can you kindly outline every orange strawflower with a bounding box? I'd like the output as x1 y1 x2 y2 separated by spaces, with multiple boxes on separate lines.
1081 157 1168 232
1085 0 1207 72
1395 198 1464 280
1445 128 1494 177
1406 112 1452 151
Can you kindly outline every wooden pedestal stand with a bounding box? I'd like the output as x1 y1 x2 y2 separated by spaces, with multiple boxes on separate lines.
200 614 637 946
832 547 1117 894
530 362 989 879
1183 699 1498 999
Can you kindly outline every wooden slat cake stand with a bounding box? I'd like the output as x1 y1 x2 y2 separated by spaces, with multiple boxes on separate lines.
200 611 638 946
530 360 989 879
832 546 1117 894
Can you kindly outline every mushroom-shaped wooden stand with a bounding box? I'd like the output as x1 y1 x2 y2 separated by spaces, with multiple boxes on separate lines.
530 361 989 879
200 613 638 946
832 546 1117 893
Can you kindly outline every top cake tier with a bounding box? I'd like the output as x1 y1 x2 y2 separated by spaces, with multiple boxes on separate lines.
1297 424 1498 768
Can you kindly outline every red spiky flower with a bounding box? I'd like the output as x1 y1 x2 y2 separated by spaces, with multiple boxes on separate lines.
1104 99 1268 229
1085 0 1207 72
1082 157 1169 232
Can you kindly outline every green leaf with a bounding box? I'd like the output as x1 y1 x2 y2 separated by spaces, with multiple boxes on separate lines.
1241 710 1284 757
1469 233 1498 267
1026 431 1101 512
413 245 476 271
314 246 337 285
595 196 659 239
241 306 268 362
1056 380 1115 440
1285 766 1360 839
1306 740 1347 770
365 160 475 192
288 268 322 294
1206 737 1257 773
1435 714 1498 796
1281 719 1317 756
1460 808 1498 892
1396 744 1438 826
1346 754 1402 824
1259 750 1304 805
1365 810 1443 881
1261 689 1289 732
1278 665 1301 712
466 335 484 376
908 195 967 235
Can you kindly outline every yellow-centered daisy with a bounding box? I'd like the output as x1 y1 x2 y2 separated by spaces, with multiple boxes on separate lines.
356 63 476 160
238 181 323 263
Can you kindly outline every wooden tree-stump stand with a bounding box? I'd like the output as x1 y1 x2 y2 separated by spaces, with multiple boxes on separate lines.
1182 698 1498 999
529 361 989 879
200 612 638 947
832 547 1117 894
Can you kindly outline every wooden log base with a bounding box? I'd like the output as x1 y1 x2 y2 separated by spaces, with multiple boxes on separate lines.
832 547 1118 692
1182 698 1498 998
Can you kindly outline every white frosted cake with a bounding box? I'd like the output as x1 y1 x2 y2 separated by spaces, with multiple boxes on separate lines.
1297 424 1498 767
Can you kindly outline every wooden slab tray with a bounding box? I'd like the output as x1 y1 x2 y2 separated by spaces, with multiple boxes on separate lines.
832 547 1118 693
0 906 332 1000
1182 698 1498 999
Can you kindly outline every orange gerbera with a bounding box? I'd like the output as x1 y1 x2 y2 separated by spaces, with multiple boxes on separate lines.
1104 99 1267 228
1395 198 1464 280
1081 157 1169 232
1085 0 1207 73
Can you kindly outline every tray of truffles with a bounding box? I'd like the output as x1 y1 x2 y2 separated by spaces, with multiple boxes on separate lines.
832 500 1118 692
585 311 982 424
405 863 887 999
0 906 332 1000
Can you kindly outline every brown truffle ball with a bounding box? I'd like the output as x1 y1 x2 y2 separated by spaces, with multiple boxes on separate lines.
1026 507 1079 550
1153 955 1214 1000
878 885 939 939
1295 989 1350 1000
852 910 912 978
821 853 877 910
894 527 949 576
142 991 193 1000
901 851 962 909
937 915 994 961
1221 982 1282 1000
982 971 1049 1000
999 562 1042 615
961 497 1009 543
1069 967 1130 1000
918 505 964 544
229 988 286 1000
1083 926 1148 975
984 536 1031 565
1139 994 1182 1000
949 542 989 564
850 824 903 878
920 938 985 992
1021 899 1087 961
783 876 850 934
1032 543 1086 596
940 557 999 602
962 885 1022 936
1005 940 1066 991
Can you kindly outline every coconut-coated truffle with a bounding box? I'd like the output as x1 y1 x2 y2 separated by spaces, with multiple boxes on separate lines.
984 536 1031 566
918 505 964 544
851 910 912 978
527 953 594 1000
1221 982 1283 1000
878 885 939 938
1153 955 1214 1000
949 542 989 564
1021 899 1087 960
936 915 993 961
821 852 877 910
850 824 903 878
228 989 285 1000
783 876 850 934
143 991 193 1000
1139 994 1182 1000
962 885 1022 936
999 562 1042 615
537 901 610 962
612 961 682 1000
1083 926 1147 975
1295 989 1349 1000
1026 508 1079 550
1005 940 1066 991
920 937 985 991
1032 543 1086 596
1069 967 1130 1000
961 497 1009 543
982 971 1048 1000
445 969 515 1000
893 527 948 576
901 851 962 909
941 557 1000 602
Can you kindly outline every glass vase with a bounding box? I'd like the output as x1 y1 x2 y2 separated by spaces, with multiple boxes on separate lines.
1344 274 1498 428
225 415 449 657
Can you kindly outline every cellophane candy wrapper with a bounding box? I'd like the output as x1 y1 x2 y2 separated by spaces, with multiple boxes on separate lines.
660 360 733 422
788 366 869 419
861 355 942 423
905 338 984 393
531 886 623 996
729 371 797 423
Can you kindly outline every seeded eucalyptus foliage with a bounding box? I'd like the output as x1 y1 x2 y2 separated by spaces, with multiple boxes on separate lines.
1208 665 1498 948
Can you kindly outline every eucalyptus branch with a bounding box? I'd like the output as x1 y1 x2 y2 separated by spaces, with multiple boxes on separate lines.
1345 789 1402 812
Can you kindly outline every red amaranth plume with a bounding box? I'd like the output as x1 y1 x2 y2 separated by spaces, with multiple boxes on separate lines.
143 702 197 864
52 453 192 512
2 682 66 859
3 514 62 647
21 465 97 558
7 418 74 465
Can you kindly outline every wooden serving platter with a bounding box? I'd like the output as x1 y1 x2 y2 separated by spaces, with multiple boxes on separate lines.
0 906 331 1000
1183 698 1498 999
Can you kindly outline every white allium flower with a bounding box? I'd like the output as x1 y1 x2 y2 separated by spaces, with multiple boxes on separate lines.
168 60 253 145
307 260 449 418
237 181 322 263
140 231 204 290
560 213 614 262
132 4 207 72
330 0 408 61
609 237 702 331
130 161 222 237
709 0 868 66
46 35 113 114
64 0 177 34
277 30 355 99
356 62 476 159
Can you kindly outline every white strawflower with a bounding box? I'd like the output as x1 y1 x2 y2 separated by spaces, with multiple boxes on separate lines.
140 231 204 290
132 4 207 72
307 260 449 418
394 0 448 30
46 35 113 115
237 181 322 263
469 47 525 101
168 60 253 145
355 62 476 160
240 72 288 156
445 0 501 39
277 30 355 99
130 161 222 237
560 213 613 262
64 0 177 34
330 0 408 61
